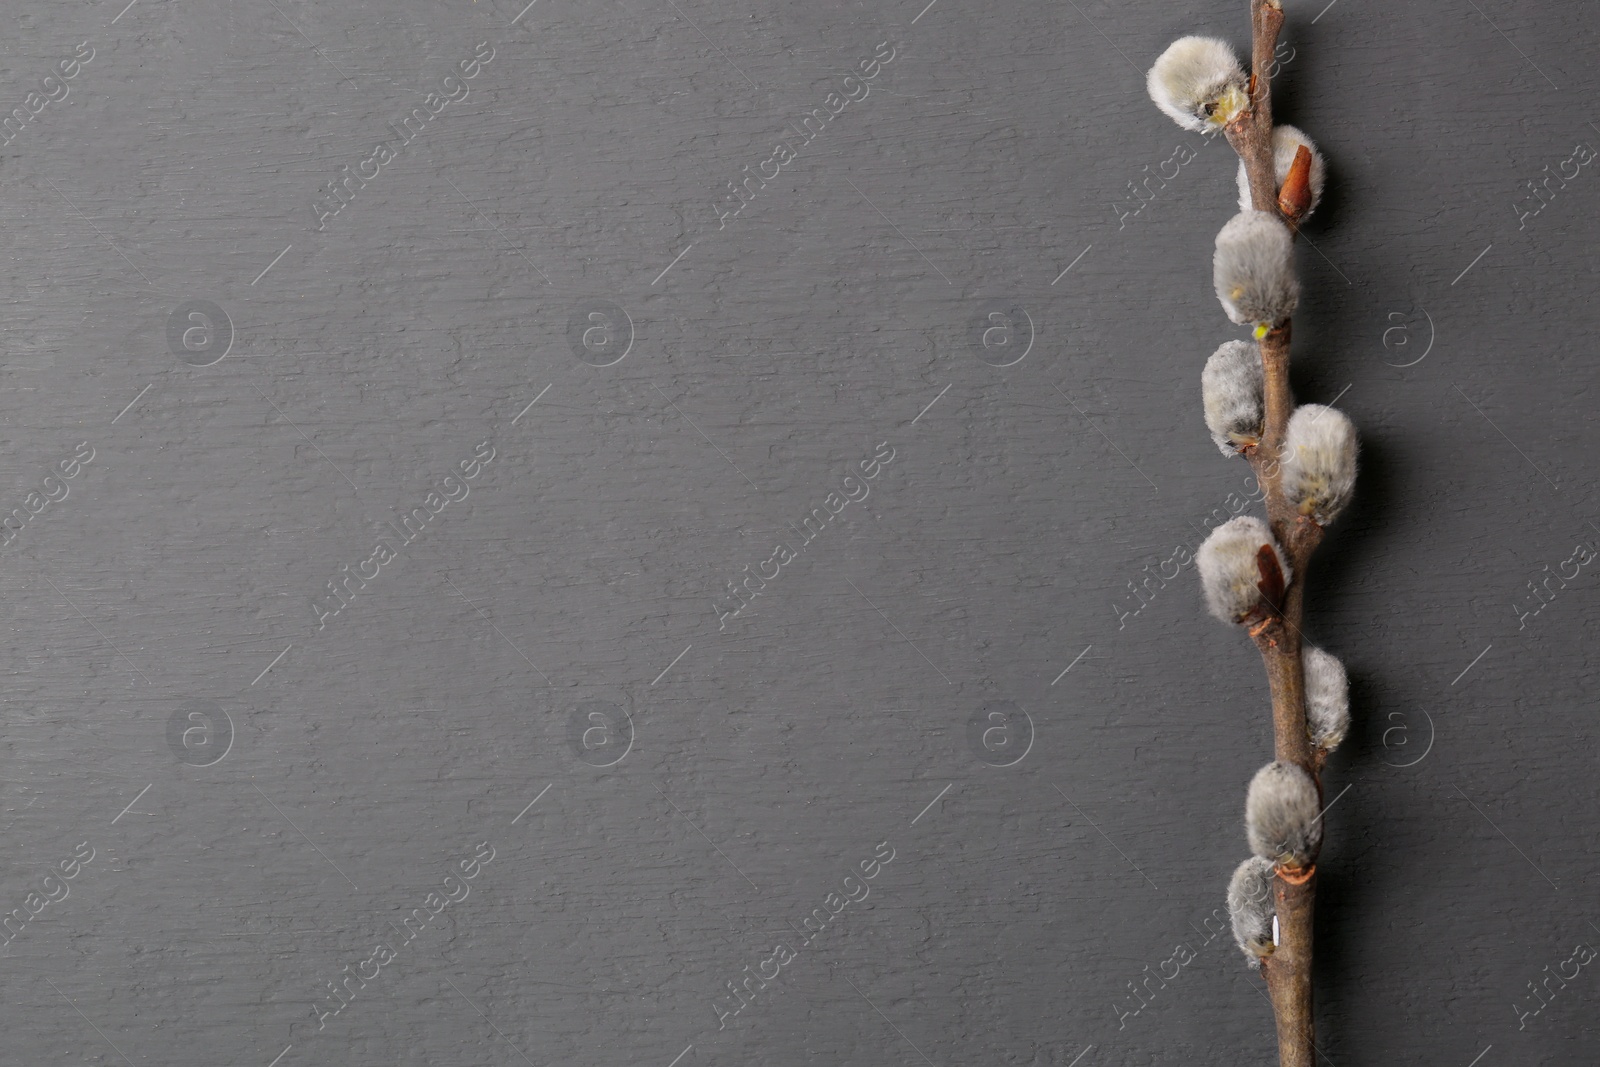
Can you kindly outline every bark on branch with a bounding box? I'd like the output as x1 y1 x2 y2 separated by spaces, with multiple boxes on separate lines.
1228 4 1322 1066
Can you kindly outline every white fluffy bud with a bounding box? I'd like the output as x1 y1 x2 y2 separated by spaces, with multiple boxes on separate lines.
1214 210 1299 335
1282 404 1358 525
1202 340 1264 456
1304 646 1350 754
1227 856 1277 966
1147 37 1248 133
1196 516 1291 624
1246 761 1322 868
1236 125 1327 217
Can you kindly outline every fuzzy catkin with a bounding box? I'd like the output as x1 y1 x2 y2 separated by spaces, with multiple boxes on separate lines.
1282 404 1358 525
1196 516 1291 624
1214 211 1299 332
1246 761 1322 868
1304 646 1350 753
1236 125 1327 217
1202 340 1264 455
1146 37 1248 133
1227 856 1277 966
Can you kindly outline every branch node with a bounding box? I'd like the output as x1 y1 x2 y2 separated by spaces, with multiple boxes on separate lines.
1276 863 1315 886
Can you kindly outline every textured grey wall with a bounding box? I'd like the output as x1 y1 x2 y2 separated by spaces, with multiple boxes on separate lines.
2 0 1597 1064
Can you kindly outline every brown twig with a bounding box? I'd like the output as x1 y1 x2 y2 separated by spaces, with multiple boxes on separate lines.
1226 0 1285 214
1227 3 1322 1066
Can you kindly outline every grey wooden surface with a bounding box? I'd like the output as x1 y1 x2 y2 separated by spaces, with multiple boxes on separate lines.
2 0 1597 1064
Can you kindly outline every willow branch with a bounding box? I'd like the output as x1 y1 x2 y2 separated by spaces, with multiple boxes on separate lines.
1227 0 1285 216
1227 5 1321 1067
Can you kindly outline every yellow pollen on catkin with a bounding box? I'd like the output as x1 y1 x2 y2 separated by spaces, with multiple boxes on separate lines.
1208 85 1248 127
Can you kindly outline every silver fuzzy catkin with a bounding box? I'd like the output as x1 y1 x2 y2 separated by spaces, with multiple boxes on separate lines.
1246 761 1322 868
1236 125 1328 217
1282 404 1358 525
1196 516 1291 624
1146 37 1249 133
1214 210 1299 335
1202 340 1264 456
1304 645 1350 754
1227 856 1277 965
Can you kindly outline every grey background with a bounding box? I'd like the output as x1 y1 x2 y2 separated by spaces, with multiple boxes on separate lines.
1 0 1596 1064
